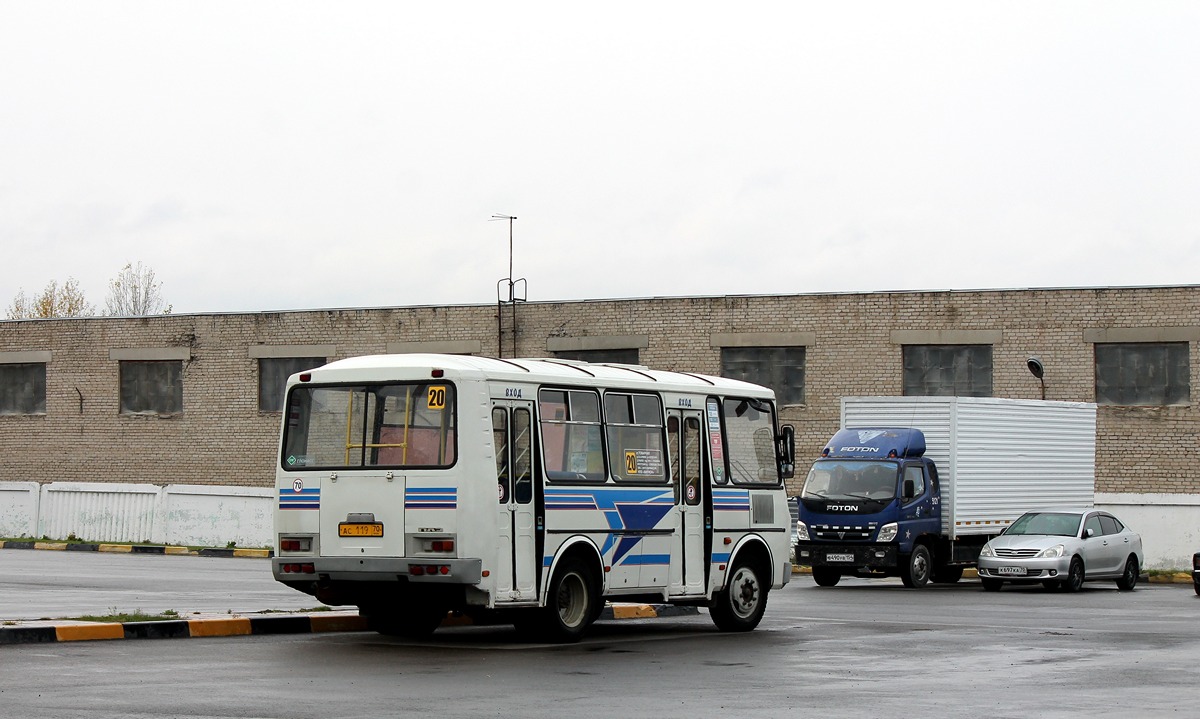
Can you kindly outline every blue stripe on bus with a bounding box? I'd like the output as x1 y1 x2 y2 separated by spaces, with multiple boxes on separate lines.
279 488 320 510
711 553 731 563
712 488 750 510
405 487 457 509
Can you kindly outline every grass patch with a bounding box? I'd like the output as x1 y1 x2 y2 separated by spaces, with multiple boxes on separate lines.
70 608 181 623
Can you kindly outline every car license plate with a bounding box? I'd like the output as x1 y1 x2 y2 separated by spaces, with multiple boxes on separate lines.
826 553 854 563
997 566 1027 576
339 522 384 537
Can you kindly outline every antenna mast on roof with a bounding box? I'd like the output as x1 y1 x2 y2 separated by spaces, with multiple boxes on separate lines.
492 214 526 358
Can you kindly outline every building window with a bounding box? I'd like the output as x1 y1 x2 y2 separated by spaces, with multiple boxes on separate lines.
120 361 182 415
903 345 992 397
720 346 805 405
0 363 46 415
1094 342 1190 406
553 348 640 364
259 357 325 412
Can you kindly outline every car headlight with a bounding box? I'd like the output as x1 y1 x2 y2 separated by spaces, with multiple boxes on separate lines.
876 523 898 543
1037 544 1065 558
796 521 810 542
980 543 994 558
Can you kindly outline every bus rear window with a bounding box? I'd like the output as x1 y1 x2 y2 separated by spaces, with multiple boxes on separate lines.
282 383 456 469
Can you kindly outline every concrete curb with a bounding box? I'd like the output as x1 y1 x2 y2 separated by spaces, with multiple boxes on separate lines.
0 611 369 646
792 564 1185 584
0 604 695 646
0 540 272 558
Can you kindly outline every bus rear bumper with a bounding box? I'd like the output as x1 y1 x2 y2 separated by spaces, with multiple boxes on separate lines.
272 556 483 585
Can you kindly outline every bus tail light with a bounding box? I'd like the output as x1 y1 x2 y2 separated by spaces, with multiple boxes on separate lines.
281 563 315 574
280 536 312 553
410 564 451 576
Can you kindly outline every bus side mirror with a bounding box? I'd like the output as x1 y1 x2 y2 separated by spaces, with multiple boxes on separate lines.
778 425 796 480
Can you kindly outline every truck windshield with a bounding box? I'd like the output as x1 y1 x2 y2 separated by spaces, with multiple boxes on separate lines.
801 459 899 501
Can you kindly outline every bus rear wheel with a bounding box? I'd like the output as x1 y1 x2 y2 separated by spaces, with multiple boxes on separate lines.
710 559 769 632
537 558 596 643
362 604 446 638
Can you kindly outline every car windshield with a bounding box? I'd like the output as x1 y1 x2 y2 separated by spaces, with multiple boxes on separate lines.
1004 512 1082 537
801 460 899 501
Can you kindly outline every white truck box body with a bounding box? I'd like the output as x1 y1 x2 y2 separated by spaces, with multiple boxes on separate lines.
841 397 1097 540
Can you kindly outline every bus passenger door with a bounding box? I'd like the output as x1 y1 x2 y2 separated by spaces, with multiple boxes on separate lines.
668 409 707 596
492 402 537 602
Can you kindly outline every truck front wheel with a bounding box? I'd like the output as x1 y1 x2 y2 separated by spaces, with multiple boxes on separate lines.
900 545 932 588
812 568 841 587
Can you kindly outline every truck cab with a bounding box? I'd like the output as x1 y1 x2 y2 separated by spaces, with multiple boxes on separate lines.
794 428 945 587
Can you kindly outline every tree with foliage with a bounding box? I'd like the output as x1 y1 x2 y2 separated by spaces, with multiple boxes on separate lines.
5 278 96 319
105 262 172 316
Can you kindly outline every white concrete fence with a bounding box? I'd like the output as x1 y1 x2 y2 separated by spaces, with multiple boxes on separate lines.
0 482 1195 569
0 482 272 549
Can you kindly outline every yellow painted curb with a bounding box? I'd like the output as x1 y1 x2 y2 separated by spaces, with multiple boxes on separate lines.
164 546 192 555
187 618 252 637
98 544 133 553
34 542 67 551
611 605 656 619
56 623 125 642
310 614 369 633
232 548 271 558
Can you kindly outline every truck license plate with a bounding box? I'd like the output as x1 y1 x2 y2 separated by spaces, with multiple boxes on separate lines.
826 553 854 563
997 566 1027 576
339 522 384 537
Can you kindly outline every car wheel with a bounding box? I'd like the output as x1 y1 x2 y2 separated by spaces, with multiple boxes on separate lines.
1194 581 1200 597
812 568 841 587
981 578 1003 592
1116 556 1139 591
711 559 769 632
900 545 932 588
1063 557 1085 593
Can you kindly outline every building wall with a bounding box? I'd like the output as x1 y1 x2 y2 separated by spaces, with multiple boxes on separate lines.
1 287 1198 496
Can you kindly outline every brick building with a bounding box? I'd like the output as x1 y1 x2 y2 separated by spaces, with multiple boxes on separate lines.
1 285 1198 498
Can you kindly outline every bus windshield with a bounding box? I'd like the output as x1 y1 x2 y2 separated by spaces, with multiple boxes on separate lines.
282 382 456 469
801 459 899 501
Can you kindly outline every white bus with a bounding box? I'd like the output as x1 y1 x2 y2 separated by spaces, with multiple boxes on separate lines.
272 353 796 642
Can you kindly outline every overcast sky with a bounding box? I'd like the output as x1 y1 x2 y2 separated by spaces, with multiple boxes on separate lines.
2 2 1198 315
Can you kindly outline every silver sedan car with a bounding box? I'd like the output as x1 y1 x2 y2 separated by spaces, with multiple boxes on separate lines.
977 508 1143 592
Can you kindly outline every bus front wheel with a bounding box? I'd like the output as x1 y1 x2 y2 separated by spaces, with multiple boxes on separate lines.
710 559 769 632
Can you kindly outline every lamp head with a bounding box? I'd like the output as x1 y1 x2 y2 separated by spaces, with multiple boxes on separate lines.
1026 356 1044 380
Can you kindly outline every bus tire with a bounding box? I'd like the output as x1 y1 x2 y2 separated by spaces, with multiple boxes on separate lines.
710 558 769 632
538 558 596 643
362 604 446 638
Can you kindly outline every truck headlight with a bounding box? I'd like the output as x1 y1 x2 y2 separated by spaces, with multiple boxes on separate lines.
876 523 898 543
796 521 810 542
